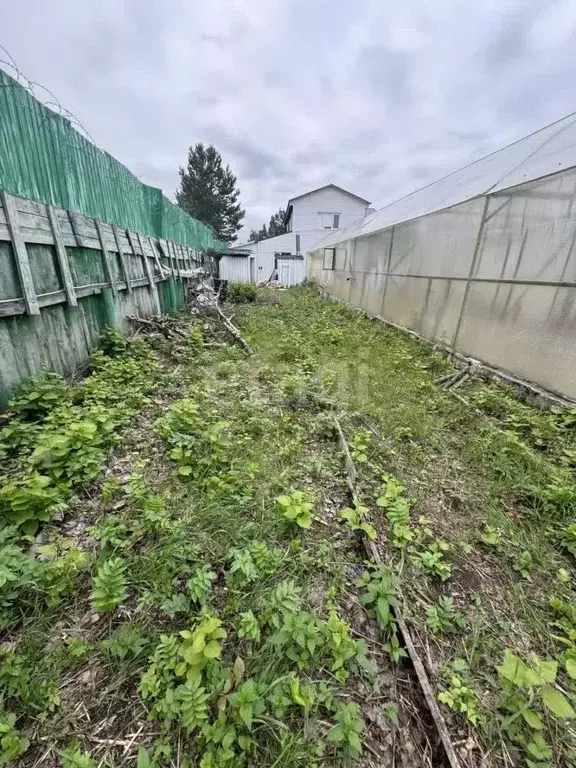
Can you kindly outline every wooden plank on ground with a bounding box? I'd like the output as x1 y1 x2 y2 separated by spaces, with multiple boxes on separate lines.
1 191 40 315
47 204 77 306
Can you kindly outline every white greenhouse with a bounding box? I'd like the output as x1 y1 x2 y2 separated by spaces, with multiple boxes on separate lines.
308 113 576 401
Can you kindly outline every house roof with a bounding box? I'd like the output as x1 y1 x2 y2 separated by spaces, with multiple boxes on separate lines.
286 184 371 207
284 184 371 225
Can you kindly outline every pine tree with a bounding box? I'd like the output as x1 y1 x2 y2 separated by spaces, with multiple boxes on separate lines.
176 143 245 243
268 209 288 237
249 209 287 242
249 224 268 243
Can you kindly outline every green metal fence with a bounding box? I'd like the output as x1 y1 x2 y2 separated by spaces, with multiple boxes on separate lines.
0 68 221 404
0 68 224 250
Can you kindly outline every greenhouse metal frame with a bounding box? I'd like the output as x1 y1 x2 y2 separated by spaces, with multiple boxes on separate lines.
308 112 576 401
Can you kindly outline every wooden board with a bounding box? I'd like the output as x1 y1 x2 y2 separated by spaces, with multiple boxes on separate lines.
47 204 77 306
113 226 132 293
95 219 118 296
1 191 40 315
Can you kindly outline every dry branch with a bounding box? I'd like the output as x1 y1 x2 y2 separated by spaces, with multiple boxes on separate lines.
333 414 462 768
214 301 254 355
127 314 186 339
187 283 254 355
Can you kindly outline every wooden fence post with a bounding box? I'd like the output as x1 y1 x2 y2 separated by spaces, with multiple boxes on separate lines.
148 237 164 278
137 232 161 314
112 225 132 293
95 220 117 296
47 204 77 307
2 191 40 315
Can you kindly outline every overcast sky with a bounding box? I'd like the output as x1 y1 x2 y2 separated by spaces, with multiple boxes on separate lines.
2 0 576 241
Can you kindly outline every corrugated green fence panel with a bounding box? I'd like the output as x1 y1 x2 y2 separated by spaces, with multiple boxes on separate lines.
0 69 226 251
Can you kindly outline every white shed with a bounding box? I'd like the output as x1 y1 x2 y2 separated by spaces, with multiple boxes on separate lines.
227 232 298 283
276 255 305 286
218 252 254 283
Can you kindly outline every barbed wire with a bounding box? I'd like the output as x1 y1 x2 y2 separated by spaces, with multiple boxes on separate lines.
0 45 215 247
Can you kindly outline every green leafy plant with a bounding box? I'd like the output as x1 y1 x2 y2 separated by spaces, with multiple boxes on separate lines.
276 490 315 529
480 524 503 550
263 580 303 629
426 596 467 634
6 371 70 422
160 593 190 618
338 501 376 540
187 565 216 605
178 615 227 680
272 610 322 669
173 678 210 732
497 648 576 728
376 474 414 548
559 521 576 558
227 282 257 304
90 515 133 552
350 429 370 464
357 566 398 634
383 631 408 663
238 610 261 642
512 550 533 581
327 701 365 758
0 711 29 764
248 541 283 576
157 399 231 485
383 702 399 725
229 679 266 729
0 527 41 627
64 638 91 661
438 674 482 725
59 744 97 768
91 556 128 613
0 473 66 535
227 548 258 586
42 546 87 607
101 624 148 661
418 539 452 581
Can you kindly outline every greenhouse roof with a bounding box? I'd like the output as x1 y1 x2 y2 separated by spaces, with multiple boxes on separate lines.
317 111 576 248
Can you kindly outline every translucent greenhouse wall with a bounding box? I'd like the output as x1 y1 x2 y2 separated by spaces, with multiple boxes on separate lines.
308 167 576 401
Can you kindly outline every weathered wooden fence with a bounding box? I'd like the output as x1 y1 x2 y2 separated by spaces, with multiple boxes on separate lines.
0 191 201 405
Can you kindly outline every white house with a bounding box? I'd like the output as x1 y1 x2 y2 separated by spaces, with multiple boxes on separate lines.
221 184 371 285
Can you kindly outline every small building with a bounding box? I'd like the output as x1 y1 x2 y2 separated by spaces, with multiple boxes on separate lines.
221 184 371 284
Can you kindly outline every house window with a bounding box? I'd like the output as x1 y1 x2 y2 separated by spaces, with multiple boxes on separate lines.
323 248 336 270
319 213 340 229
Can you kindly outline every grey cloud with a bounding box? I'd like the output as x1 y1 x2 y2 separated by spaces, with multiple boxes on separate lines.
354 45 414 109
479 2 539 71
1 0 576 242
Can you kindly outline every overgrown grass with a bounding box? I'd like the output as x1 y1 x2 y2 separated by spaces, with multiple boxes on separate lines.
237 286 576 768
1 286 574 767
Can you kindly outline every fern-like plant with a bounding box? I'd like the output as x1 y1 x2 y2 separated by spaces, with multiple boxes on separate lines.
91 556 128 613
187 565 216 605
376 474 414 548
174 678 210 732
